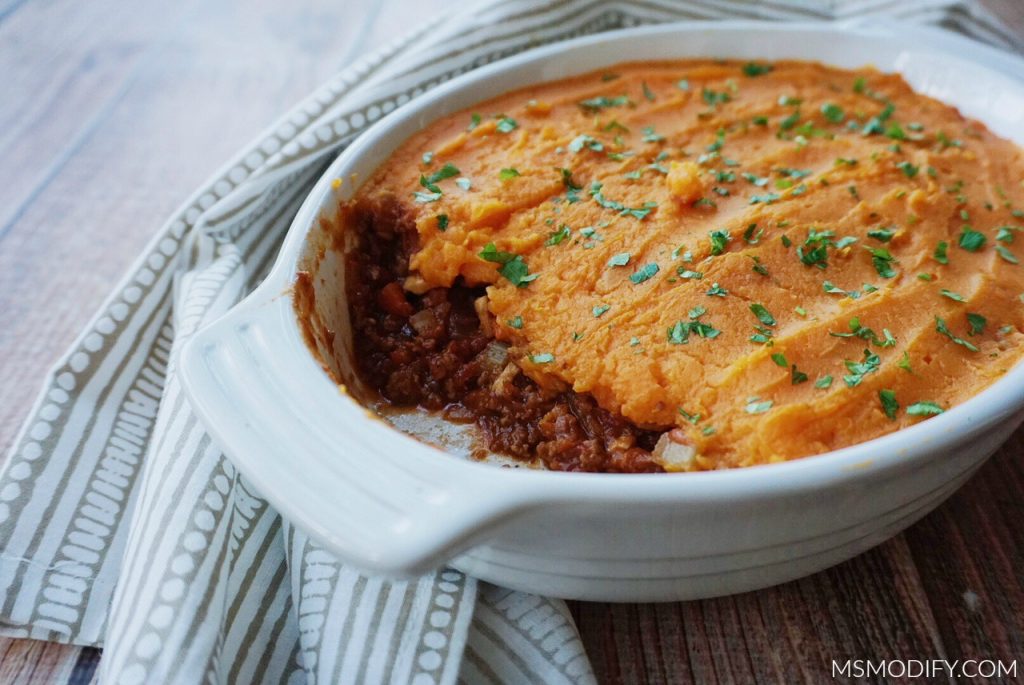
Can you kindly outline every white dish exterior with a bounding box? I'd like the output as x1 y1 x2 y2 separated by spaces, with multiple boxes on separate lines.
180 21 1024 602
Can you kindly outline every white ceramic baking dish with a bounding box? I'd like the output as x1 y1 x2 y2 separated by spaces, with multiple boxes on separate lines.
180 21 1024 602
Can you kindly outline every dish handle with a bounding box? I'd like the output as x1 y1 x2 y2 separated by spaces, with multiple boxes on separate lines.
180 295 542 576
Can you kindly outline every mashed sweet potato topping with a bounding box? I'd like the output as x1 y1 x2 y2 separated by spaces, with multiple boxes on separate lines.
342 60 1024 471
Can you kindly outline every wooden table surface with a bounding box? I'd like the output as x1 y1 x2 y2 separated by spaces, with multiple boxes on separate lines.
2 1 1023 683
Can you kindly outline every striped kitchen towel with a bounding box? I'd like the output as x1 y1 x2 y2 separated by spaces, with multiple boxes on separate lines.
0 1 1018 683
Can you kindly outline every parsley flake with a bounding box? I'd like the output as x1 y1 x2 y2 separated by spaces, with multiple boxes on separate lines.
745 398 773 414
843 349 881 387
709 229 731 256
997 245 1019 264
935 316 979 352
742 62 773 77
630 263 660 284
879 389 899 419
958 228 986 252
750 303 776 327
938 289 965 303
866 246 897 278
820 103 844 123
967 312 987 336
496 116 518 133
907 402 944 416
607 252 631 268
479 243 538 287
578 96 631 112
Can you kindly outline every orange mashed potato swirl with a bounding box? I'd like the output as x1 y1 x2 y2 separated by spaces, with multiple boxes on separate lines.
350 60 1024 470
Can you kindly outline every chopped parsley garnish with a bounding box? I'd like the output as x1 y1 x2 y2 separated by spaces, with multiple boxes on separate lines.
898 351 913 372
862 102 895 136
709 229 731 255
829 317 895 347
895 161 919 178
853 77 867 93
749 192 780 205
879 389 899 420
630 263 660 284
496 116 518 133
568 135 604 153
742 172 769 186
545 224 571 246
907 401 944 416
997 245 1019 264
791 365 809 385
867 227 895 242
415 162 461 200
678 268 703 279
499 167 520 180
701 88 731 107
413 189 442 203
578 95 631 112
744 223 763 244
750 303 776 327
742 62 773 77
607 252 631 268
559 167 583 202
967 312 987 336
933 241 949 264
479 243 538 287
507 315 523 329
592 304 611 318
771 352 788 368
820 103 844 123
456 177 472 191
678 408 701 424
935 316 979 352
421 151 434 164
996 226 1018 243
865 246 897 278
467 113 481 131
706 283 728 297
751 256 769 276
667 311 722 344
940 289 965 302
677 79 690 91
958 228 986 252
642 81 656 101
745 398 773 414
823 281 860 298
530 353 554 364
843 349 881 387
589 182 657 219
436 214 449 231
642 126 665 143
815 375 833 389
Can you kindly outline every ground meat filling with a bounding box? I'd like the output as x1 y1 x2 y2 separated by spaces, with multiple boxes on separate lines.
346 197 665 473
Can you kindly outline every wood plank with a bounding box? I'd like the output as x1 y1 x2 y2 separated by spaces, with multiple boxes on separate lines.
570 531 950 684
904 439 1024 668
